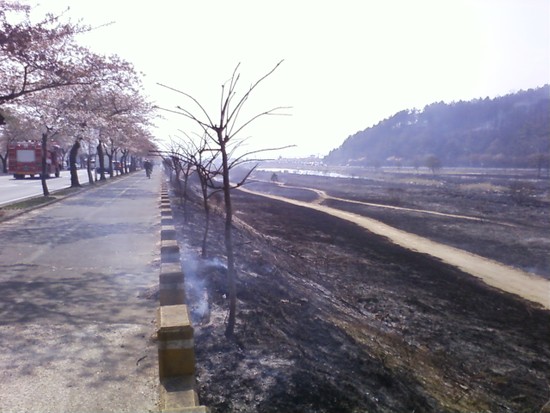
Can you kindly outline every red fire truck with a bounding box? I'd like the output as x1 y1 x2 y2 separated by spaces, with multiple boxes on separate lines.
7 140 63 179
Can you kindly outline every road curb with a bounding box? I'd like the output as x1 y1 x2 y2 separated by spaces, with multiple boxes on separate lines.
158 181 209 413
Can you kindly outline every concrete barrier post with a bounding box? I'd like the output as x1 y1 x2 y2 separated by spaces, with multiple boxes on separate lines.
160 262 186 305
157 304 196 379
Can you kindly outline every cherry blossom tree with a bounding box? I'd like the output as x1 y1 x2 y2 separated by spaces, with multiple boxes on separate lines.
18 87 82 194
1 1 114 106
1 0 157 192
90 85 155 179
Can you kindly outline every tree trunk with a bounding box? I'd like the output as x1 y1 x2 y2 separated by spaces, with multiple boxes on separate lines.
182 164 192 223
0 152 7 173
220 143 237 338
60 148 67 171
111 150 118 176
200 176 210 258
40 132 50 196
69 139 81 187
107 154 113 177
122 150 130 174
97 142 106 181
175 166 183 203
202 204 211 259
118 153 124 175
86 156 94 184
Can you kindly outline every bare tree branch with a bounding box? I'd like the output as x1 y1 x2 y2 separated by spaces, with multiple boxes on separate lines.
157 82 215 127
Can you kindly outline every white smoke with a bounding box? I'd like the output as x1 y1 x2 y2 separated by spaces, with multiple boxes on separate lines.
181 252 228 325
180 253 209 324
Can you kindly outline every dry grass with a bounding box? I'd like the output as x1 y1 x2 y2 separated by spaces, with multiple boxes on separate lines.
459 182 508 192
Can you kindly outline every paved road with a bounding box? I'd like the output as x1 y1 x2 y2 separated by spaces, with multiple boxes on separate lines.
0 171 161 412
0 170 93 207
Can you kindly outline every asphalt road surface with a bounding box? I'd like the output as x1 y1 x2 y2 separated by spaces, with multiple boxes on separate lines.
0 171 161 412
0 169 92 207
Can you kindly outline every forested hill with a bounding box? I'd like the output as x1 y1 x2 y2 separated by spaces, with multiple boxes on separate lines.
324 85 549 169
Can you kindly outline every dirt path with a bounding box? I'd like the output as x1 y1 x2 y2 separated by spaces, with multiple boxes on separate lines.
239 186 550 310
275 182 516 226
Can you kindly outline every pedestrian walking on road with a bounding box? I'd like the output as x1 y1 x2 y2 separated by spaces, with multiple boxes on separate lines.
144 159 152 178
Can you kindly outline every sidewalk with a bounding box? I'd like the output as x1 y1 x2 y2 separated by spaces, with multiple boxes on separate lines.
0 171 161 412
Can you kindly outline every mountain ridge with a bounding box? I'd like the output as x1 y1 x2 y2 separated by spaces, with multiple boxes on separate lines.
324 85 549 170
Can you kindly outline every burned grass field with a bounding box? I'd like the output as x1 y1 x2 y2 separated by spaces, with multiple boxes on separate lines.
171 169 550 413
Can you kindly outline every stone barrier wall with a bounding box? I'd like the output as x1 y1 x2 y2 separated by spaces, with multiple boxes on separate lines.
158 183 209 413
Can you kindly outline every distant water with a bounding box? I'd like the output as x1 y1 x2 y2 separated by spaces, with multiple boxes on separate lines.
257 167 360 179
257 166 542 180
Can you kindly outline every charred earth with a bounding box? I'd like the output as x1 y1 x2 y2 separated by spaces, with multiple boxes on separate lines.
170 168 550 413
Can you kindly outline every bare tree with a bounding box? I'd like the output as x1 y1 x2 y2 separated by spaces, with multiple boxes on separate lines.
159 61 291 337
425 154 442 174
158 135 219 257
182 134 222 258
163 138 195 220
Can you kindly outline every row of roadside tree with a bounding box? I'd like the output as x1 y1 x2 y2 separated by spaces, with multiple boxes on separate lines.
0 1 157 195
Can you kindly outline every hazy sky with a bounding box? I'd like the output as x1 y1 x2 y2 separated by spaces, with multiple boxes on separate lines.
34 0 550 157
